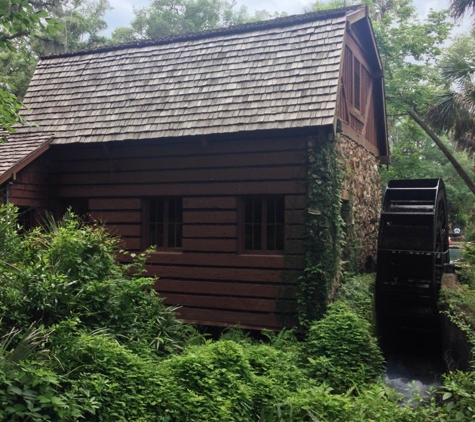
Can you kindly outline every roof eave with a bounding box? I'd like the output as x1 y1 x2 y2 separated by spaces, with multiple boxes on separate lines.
0 138 52 186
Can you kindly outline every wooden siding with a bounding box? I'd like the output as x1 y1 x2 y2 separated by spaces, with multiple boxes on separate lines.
339 30 382 156
47 136 308 330
8 157 49 213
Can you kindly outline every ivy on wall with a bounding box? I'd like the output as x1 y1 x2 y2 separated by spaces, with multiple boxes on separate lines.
297 131 345 327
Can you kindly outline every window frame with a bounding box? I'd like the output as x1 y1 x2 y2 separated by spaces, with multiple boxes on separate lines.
143 197 183 251
239 196 285 255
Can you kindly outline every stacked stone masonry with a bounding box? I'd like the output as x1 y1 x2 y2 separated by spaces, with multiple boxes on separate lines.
338 134 382 271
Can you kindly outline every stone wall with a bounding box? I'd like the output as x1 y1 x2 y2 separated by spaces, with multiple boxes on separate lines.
337 134 382 271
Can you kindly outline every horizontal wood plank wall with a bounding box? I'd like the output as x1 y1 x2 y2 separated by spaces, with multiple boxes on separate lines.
48 136 308 330
8 158 49 219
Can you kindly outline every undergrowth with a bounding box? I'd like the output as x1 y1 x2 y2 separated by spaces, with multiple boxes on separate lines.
0 204 475 420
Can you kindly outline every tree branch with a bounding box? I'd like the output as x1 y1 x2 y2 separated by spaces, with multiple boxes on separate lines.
408 109 475 196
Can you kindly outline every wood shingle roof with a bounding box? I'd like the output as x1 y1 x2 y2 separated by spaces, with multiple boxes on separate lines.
0 133 53 185
19 6 367 144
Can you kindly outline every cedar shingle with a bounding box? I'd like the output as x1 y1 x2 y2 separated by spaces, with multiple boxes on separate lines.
18 7 364 144
0 133 53 184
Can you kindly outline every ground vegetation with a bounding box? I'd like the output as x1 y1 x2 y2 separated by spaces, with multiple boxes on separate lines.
1 205 475 420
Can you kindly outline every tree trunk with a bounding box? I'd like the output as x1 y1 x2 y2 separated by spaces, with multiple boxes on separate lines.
408 109 475 196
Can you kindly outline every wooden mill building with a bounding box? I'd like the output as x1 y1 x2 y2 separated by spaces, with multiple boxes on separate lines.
0 5 388 329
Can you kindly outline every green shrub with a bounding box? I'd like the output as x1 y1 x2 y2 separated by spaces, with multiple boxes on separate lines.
436 370 475 421
156 340 257 421
0 209 193 355
301 301 385 393
0 207 199 420
0 323 90 421
53 330 166 421
335 273 376 324
439 284 475 350
267 382 430 422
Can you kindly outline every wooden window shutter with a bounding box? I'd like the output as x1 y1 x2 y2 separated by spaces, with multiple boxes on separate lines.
354 57 361 110
344 46 354 105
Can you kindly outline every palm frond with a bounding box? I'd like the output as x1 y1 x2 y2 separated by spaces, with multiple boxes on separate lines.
1 323 52 368
39 209 62 233
427 91 460 131
440 52 475 86
450 0 475 21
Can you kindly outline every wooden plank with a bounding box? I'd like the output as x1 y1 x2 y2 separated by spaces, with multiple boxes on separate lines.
185 210 237 224
174 307 284 329
10 192 45 203
52 150 307 173
104 223 141 237
50 137 308 162
51 180 307 198
132 251 304 269
285 240 305 255
285 225 306 239
285 209 306 225
286 195 307 209
89 198 141 210
183 238 237 253
183 224 237 238
11 181 45 191
121 237 142 250
183 197 237 210
51 165 307 186
162 293 288 313
154 279 295 298
8 198 41 207
90 210 142 224
146 265 285 283
15 173 45 184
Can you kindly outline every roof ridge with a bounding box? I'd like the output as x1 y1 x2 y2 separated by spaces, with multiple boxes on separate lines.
40 5 362 60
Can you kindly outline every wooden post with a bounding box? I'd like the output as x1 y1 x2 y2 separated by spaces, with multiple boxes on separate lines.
408 109 475 196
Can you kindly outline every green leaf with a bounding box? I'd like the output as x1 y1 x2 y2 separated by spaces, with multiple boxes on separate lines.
7 385 23 396
35 11 49 18
443 392 453 400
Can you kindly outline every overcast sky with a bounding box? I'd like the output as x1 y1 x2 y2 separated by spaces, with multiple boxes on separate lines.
102 0 469 36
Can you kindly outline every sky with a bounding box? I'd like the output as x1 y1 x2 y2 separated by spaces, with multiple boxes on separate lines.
102 0 470 36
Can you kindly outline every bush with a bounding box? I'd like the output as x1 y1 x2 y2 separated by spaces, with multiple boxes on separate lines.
0 206 196 420
156 340 257 421
335 273 376 324
0 207 193 354
0 323 91 421
437 370 475 421
301 301 385 393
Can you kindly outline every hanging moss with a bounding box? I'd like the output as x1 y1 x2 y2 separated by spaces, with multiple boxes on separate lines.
297 131 345 327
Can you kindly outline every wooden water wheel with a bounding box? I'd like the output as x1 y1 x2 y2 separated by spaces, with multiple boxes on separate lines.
375 179 450 351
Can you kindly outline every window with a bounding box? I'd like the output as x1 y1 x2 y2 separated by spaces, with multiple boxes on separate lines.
242 197 284 252
146 197 183 249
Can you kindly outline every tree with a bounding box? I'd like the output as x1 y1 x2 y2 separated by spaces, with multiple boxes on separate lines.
450 0 475 21
110 0 281 42
310 0 453 117
35 0 111 55
0 0 111 132
309 1 475 218
0 1 62 51
427 33 475 156
369 1 475 214
0 1 63 131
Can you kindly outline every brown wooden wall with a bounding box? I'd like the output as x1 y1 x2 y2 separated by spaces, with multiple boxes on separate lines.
8 157 49 222
339 29 385 157
47 136 308 330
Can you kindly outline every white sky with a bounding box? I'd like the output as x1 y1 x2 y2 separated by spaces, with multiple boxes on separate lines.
102 0 470 36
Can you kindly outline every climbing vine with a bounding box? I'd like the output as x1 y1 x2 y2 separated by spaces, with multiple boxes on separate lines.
297 132 345 327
